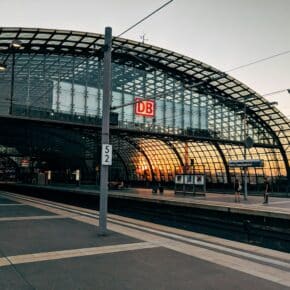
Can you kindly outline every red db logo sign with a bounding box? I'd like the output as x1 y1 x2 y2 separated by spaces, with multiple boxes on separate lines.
134 98 155 117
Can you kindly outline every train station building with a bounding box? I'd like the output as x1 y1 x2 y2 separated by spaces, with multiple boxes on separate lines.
0 27 289 192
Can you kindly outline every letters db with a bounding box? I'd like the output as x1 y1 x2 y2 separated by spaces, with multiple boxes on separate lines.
134 98 155 117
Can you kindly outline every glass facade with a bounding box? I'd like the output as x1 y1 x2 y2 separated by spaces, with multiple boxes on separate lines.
0 28 289 190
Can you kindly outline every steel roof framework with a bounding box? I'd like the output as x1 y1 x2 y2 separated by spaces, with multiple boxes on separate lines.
0 27 289 187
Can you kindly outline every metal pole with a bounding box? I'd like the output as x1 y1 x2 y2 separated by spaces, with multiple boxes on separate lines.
9 52 15 115
243 102 248 200
99 27 112 235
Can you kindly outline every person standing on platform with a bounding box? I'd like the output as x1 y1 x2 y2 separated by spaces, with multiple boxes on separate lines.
263 177 270 204
152 179 158 194
158 183 164 195
234 179 241 202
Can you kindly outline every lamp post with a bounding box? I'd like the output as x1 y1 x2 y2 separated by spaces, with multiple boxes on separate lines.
242 97 279 200
9 51 15 115
9 40 22 115
242 95 255 200
243 100 248 200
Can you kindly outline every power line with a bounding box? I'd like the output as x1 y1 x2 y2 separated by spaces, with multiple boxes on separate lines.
112 34 290 112
225 49 290 73
117 0 174 38
262 88 290 97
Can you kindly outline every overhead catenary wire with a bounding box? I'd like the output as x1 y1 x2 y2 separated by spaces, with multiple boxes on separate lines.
225 49 290 73
110 42 290 114
117 0 174 38
262 88 290 97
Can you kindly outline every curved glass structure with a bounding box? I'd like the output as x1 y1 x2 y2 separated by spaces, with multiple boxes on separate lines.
0 28 289 191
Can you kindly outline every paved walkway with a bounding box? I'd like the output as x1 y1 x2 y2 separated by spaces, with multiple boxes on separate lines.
0 190 290 290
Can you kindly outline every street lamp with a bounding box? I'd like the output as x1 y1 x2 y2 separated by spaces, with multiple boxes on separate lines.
0 63 7 72
10 40 22 49
238 96 278 200
9 39 23 115
242 95 255 200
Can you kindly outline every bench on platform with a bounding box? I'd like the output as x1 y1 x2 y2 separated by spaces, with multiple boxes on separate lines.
108 181 124 190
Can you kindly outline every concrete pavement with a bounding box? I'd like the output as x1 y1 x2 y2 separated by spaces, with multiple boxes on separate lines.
0 190 290 290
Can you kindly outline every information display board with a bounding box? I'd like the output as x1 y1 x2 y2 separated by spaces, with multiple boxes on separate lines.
175 174 205 185
175 175 184 184
194 175 205 185
229 159 264 168
174 174 206 196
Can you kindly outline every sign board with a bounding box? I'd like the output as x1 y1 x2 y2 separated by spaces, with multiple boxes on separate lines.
20 159 30 167
175 174 205 185
229 159 264 168
175 175 184 184
102 144 112 165
134 98 155 117
75 169 80 181
109 112 119 125
47 170 51 181
185 175 194 184
194 175 205 185
244 136 254 148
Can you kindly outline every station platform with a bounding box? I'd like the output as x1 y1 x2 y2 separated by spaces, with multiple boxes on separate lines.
6 183 290 220
112 187 290 220
0 190 290 290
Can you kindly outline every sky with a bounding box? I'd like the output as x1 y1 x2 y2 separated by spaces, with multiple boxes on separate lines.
0 0 289 118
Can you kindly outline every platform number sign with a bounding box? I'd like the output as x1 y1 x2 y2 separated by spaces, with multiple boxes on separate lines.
102 144 112 165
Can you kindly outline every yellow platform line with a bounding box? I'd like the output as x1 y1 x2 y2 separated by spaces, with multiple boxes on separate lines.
0 242 157 267
0 215 68 222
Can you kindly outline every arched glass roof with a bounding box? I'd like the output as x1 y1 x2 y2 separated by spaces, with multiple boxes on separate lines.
0 27 289 185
